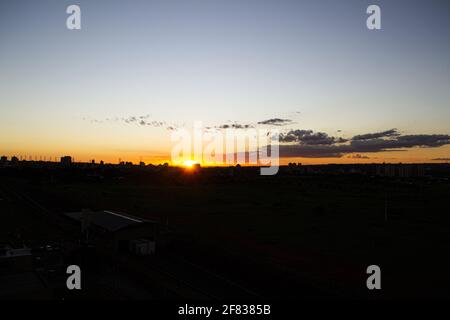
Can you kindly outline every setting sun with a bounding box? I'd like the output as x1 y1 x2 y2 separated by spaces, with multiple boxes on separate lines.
183 160 198 168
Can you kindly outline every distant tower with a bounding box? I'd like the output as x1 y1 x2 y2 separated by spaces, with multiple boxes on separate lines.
60 156 72 166
384 193 388 223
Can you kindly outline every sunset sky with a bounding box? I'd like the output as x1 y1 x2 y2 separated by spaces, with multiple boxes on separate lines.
1 0 449 165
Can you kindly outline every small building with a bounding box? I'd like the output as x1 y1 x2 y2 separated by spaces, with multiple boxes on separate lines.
64 210 159 255
376 164 425 178
0 246 33 272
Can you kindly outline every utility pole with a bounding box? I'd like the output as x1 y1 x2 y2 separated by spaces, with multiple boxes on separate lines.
384 192 388 223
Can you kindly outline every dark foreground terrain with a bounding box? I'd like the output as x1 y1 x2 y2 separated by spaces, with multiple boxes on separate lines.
1 162 450 299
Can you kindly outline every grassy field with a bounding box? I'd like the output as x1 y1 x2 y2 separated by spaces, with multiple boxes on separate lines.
5 173 450 298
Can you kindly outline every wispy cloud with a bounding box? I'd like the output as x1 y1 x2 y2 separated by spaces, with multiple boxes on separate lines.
215 123 254 129
85 114 296 132
352 129 400 141
83 114 178 130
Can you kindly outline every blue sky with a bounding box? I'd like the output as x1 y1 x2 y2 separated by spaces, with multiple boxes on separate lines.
0 0 449 163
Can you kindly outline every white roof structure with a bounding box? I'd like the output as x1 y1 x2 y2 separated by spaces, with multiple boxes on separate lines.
64 210 151 232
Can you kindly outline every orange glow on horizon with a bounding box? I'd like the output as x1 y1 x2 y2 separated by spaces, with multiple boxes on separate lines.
2 146 449 166
182 160 199 168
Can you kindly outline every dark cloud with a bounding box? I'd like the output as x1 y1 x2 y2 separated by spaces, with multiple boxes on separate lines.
432 158 450 161
279 130 450 158
280 130 348 145
395 134 450 147
279 144 352 158
257 118 293 126
350 134 450 150
352 129 400 141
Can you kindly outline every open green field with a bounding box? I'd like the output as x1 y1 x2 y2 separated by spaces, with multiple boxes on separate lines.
6 173 449 298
